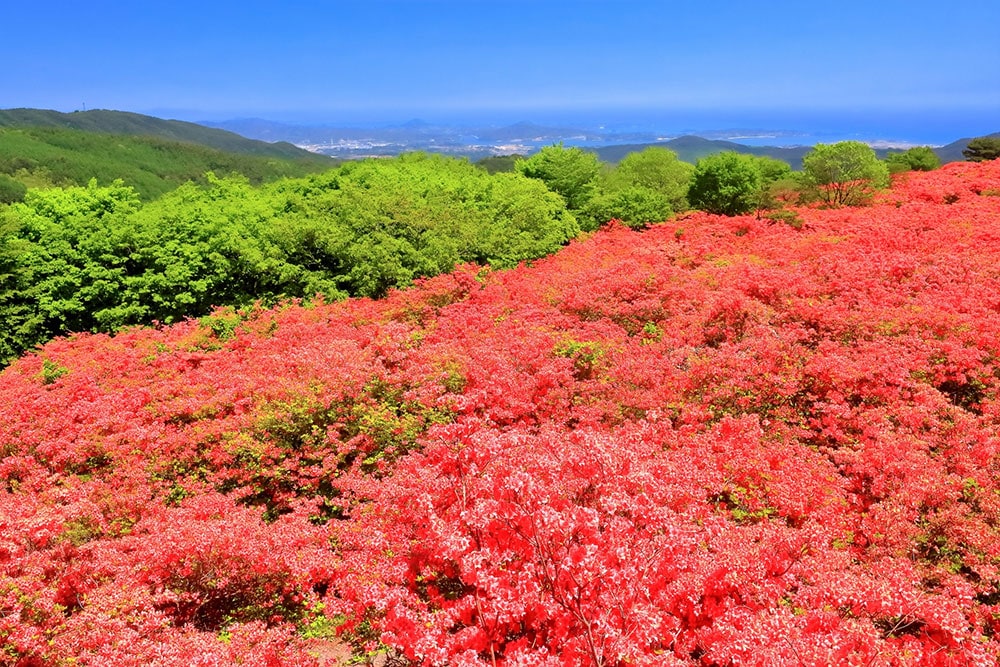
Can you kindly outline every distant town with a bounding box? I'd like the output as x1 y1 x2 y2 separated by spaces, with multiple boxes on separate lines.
201 117 913 160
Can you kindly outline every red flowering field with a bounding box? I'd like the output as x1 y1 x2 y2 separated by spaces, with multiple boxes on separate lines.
3 160 1000 666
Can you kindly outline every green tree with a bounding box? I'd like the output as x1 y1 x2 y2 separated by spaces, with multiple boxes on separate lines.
801 141 890 206
753 156 793 182
687 152 763 216
282 153 578 296
1 180 142 354
577 146 693 229
0 154 581 364
885 146 941 173
962 137 1000 162
121 174 302 324
475 154 524 174
747 156 794 213
580 186 674 230
602 147 693 212
0 210 34 363
474 172 579 267
515 143 601 210
0 174 27 204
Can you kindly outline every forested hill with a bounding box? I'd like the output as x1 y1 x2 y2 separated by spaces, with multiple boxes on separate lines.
0 108 324 160
0 126 335 199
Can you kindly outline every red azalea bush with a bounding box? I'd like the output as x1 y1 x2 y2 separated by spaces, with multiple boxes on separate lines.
3 159 1000 665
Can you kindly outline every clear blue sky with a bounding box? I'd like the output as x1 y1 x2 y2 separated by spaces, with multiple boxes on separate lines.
4 0 998 123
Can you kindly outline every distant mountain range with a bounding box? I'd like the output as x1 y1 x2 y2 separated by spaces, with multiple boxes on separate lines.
198 118 636 160
201 116 996 167
201 118 632 146
1 108 995 169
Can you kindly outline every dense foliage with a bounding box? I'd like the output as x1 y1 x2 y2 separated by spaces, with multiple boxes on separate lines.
963 136 1000 163
600 146 693 211
580 147 693 229
885 146 942 173
686 152 764 216
0 108 321 159
0 135 945 366
474 154 524 174
515 143 603 211
0 153 578 364
2 160 1000 665
0 126 333 199
801 141 891 206
0 174 27 204
517 145 694 230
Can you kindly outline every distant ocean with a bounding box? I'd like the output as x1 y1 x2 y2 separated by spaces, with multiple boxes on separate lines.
509 107 1000 148
323 107 999 149
179 105 998 152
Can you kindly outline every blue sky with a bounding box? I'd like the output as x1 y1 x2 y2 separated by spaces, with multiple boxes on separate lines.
4 0 998 124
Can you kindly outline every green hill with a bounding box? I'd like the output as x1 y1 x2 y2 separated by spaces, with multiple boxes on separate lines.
0 125 334 199
0 108 324 160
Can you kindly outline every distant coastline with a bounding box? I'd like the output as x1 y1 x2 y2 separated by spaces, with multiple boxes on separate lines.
192 108 997 164
3 105 993 165
181 106 998 151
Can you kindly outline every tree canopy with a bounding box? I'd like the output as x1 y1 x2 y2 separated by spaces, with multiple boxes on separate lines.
0 154 579 365
603 147 693 210
885 146 941 173
576 147 692 229
963 136 1000 162
580 186 675 230
801 141 890 206
687 152 764 216
0 174 27 204
515 143 601 211
475 154 524 174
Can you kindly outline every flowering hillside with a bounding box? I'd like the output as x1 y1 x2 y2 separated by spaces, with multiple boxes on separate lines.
3 160 1000 666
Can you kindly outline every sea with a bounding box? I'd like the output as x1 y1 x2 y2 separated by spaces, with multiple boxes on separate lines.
489 107 999 148
274 106 998 149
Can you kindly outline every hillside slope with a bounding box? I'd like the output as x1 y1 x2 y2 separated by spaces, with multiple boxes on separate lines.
0 125 333 198
2 161 1000 665
0 108 325 160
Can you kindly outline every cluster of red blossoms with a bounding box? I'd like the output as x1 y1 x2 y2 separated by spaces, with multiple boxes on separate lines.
3 160 1000 665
